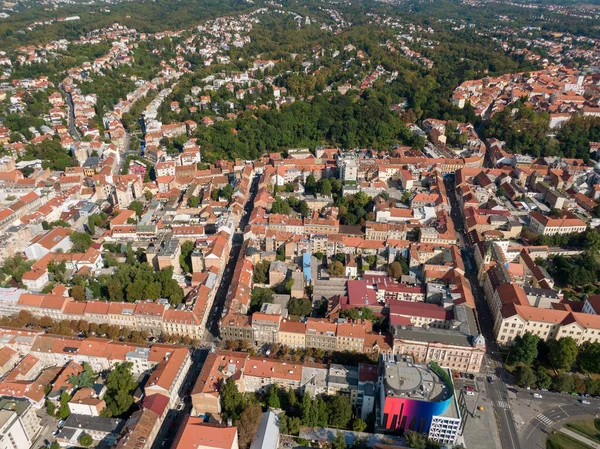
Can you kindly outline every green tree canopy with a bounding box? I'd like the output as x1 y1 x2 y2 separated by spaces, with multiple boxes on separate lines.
69 232 93 253
515 365 536 388
510 332 539 365
104 362 137 417
548 337 578 371
128 201 145 218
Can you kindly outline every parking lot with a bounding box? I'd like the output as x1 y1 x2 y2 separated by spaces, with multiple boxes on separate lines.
453 373 503 449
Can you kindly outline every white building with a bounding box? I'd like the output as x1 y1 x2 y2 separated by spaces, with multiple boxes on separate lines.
0 398 41 449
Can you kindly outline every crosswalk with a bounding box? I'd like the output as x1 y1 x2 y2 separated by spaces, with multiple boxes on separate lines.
536 414 553 426
495 400 509 409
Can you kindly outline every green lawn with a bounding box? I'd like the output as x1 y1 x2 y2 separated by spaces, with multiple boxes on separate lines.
547 432 594 449
566 420 600 444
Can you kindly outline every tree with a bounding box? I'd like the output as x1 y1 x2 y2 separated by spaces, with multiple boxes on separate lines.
574 376 587 394
87 213 104 235
329 261 345 276
78 434 93 447
332 432 347 449
510 332 539 365
104 362 137 417
271 198 291 215
279 415 288 435
179 241 194 274
327 395 352 428
188 195 200 208
301 392 315 427
287 388 297 407
128 200 145 218
552 373 574 393
515 365 536 388
1 254 34 283
287 416 301 435
305 175 316 194
300 201 310 217
250 287 274 313
221 378 244 420
157 277 183 305
548 337 578 371
352 418 367 432
585 378 600 396
315 397 328 427
535 366 552 390
144 282 162 299
222 184 234 201
319 178 332 196
57 392 71 419
288 297 312 317
108 280 124 302
578 341 600 373
46 399 55 416
405 430 427 449
69 232 93 253
39 316 53 328
71 285 86 302
69 362 95 389
387 261 403 279
237 402 262 448
267 385 281 409
253 260 271 284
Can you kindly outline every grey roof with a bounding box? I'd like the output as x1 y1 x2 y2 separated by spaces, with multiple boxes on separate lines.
391 325 474 347
328 364 358 387
523 286 560 299
249 410 280 449
0 398 31 417
63 414 124 434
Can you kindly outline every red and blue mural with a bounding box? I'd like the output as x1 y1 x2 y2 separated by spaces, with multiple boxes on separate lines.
381 395 453 433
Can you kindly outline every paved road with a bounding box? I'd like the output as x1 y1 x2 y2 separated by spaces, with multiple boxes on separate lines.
59 84 82 142
150 349 208 449
444 175 520 449
520 401 600 449
205 175 259 339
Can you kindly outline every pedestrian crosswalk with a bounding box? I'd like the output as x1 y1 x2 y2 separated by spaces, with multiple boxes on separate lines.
536 414 553 426
495 400 509 409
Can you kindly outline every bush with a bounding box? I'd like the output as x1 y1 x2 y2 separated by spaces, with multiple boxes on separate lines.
288 297 312 317
78 434 93 447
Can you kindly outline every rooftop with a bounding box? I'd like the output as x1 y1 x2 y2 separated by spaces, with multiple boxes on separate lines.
382 357 452 403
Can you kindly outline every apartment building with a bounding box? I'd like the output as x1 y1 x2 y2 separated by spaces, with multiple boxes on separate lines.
0 398 40 449
528 211 586 236
305 320 337 352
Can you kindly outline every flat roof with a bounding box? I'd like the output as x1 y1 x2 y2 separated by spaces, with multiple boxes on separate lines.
382 358 452 403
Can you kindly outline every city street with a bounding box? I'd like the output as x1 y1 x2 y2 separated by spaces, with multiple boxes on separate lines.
150 349 208 449
518 395 600 449
205 174 259 339
444 175 521 449
59 84 81 142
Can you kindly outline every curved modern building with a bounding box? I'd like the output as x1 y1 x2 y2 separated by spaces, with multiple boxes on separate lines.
378 355 461 445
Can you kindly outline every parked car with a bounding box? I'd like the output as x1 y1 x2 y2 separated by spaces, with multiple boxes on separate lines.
533 393 543 399
487 376 494 383
581 400 590 405
465 386 475 391
466 391 475 396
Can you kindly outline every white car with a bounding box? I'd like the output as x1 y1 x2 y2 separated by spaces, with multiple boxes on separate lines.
466 391 475 396
533 393 543 399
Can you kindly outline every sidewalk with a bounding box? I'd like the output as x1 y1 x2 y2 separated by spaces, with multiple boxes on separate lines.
560 427 600 448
